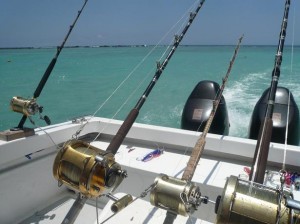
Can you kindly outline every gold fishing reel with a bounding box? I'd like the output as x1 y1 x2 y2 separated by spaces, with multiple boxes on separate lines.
215 175 300 224
10 96 39 116
53 140 127 198
150 174 207 216
10 96 51 125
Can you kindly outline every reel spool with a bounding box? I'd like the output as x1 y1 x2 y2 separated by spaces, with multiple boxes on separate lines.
53 140 127 198
216 175 300 224
10 96 39 116
150 174 202 216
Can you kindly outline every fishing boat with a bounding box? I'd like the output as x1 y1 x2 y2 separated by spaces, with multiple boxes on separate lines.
1 0 300 224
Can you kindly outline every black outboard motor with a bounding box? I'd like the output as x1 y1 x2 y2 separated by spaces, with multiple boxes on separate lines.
248 87 299 145
181 80 229 135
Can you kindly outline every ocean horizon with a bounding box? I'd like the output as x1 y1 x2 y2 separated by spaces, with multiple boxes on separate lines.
1 44 300 50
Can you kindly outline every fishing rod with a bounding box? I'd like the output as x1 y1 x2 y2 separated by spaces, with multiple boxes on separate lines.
182 35 243 181
149 35 243 222
53 1 206 223
213 3 300 223
11 0 88 130
249 0 291 184
106 0 205 155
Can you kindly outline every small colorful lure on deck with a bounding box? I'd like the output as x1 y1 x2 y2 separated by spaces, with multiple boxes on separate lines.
137 149 164 162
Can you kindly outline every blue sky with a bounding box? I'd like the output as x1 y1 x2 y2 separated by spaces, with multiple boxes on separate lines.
1 0 299 47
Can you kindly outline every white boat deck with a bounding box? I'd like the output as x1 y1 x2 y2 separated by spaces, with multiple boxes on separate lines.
15 136 229 224
20 194 103 224
1 117 300 224
19 192 213 224
98 193 212 224
15 137 254 224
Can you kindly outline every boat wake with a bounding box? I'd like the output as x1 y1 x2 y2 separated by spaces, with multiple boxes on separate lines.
224 71 270 138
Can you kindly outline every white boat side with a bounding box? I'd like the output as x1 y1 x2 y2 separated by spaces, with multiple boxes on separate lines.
0 116 299 223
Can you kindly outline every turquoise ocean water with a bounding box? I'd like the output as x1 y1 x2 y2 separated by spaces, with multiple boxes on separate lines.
1 46 300 139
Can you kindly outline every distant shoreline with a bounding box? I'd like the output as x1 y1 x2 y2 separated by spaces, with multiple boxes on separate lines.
1 44 299 50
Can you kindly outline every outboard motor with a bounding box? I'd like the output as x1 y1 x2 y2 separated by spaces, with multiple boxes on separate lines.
181 80 229 135
248 87 299 145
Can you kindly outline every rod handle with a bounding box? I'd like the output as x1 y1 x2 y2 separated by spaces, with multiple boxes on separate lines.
106 109 139 154
249 118 273 183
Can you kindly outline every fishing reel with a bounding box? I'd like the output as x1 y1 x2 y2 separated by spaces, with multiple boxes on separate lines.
150 174 209 216
215 175 300 224
53 140 127 198
10 96 51 125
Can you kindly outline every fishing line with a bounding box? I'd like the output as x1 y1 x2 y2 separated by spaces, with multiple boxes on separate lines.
281 3 296 171
171 114 206 177
171 75 221 176
290 3 296 73
15 0 89 130
68 0 202 158
96 197 100 224
90 4 198 143
17 117 62 160
249 0 291 184
72 0 201 141
157 0 199 63
10 0 89 159
182 36 243 181
105 0 206 155
95 194 106 224
27 117 60 147
282 2 295 169
55 1 206 222
91 68 156 143
169 100 205 175
172 35 244 178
